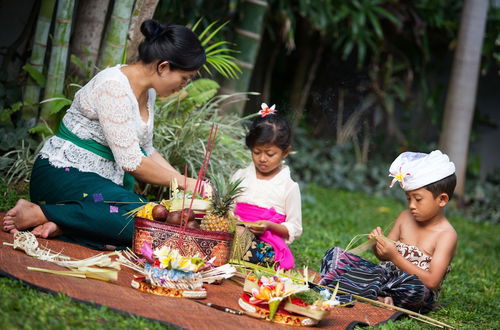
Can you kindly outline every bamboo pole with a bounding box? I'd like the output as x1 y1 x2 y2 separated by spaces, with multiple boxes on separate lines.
40 0 76 121
23 0 56 122
98 0 134 68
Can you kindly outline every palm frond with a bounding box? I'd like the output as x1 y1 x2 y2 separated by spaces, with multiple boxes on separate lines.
192 19 241 79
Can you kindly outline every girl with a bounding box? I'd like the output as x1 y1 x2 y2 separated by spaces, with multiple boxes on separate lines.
231 103 302 270
2 20 205 249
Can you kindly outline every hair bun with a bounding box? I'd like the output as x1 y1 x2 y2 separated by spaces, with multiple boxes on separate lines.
141 19 167 42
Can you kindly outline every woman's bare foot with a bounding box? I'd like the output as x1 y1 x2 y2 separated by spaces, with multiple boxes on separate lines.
31 222 63 238
3 199 48 232
383 296 394 305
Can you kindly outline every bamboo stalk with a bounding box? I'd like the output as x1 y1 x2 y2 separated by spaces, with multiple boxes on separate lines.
40 0 76 121
23 0 56 120
410 315 444 328
98 0 134 68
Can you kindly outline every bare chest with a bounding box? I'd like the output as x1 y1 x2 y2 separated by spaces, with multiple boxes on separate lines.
398 226 438 257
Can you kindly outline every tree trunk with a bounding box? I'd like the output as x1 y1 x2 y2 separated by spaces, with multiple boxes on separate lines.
41 0 76 120
22 0 56 122
98 0 134 68
291 37 324 131
126 0 160 64
69 0 110 79
439 0 489 197
221 0 268 114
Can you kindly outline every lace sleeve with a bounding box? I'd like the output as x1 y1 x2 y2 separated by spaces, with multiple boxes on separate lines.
94 80 144 171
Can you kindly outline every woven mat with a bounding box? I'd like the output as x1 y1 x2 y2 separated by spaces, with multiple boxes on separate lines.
0 215 403 329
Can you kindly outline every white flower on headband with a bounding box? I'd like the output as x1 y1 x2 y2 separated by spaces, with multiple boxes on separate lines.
259 103 276 117
389 166 411 189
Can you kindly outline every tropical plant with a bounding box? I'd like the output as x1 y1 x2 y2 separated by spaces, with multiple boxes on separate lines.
149 78 252 199
193 20 242 80
0 121 42 185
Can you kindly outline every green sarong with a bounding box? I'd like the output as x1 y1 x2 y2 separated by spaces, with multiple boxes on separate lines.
56 121 145 191
30 157 144 250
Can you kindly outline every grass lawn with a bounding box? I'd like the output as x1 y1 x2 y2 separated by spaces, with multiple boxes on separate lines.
0 181 498 329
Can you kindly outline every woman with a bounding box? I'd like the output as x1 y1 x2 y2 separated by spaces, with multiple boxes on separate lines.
2 20 205 250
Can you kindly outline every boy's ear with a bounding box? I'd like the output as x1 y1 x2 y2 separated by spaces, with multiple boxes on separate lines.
437 193 449 207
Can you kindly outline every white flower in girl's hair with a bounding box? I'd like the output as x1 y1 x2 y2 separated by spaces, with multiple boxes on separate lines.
259 103 277 117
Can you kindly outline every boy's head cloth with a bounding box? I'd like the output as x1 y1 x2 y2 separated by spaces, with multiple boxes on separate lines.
389 150 455 191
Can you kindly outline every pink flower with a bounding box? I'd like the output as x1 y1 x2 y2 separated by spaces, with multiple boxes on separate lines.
140 242 155 263
258 103 276 117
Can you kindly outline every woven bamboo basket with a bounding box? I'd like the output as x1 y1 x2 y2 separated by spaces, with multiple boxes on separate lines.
133 217 234 266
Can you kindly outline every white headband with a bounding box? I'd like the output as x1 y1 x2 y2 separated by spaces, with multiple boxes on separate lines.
389 150 455 191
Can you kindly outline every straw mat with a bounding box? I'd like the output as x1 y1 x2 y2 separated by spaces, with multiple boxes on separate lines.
0 214 403 329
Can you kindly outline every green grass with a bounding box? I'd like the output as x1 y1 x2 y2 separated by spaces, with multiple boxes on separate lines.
1 181 498 329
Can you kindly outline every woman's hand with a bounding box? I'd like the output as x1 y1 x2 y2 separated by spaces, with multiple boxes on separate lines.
182 177 197 192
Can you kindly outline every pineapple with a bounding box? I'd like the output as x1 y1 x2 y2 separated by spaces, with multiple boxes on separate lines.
135 202 158 220
200 175 243 232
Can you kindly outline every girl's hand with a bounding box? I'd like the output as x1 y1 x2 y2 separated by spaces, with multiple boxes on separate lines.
374 236 397 261
248 220 269 235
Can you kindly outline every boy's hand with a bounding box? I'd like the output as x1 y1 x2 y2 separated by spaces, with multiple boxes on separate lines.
374 236 397 261
369 226 384 239
248 220 268 235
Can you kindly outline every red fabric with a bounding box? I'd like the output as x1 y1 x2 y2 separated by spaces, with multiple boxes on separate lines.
0 213 403 329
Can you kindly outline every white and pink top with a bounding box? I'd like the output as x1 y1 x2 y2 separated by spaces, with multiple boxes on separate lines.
231 163 303 269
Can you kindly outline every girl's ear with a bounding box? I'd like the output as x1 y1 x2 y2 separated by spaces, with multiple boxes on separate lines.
282 146 292 158
438 193 449 207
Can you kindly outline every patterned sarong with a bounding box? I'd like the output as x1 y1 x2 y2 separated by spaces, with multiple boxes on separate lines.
319 247 435 313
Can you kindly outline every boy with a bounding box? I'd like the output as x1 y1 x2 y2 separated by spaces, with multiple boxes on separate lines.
319 150 458 313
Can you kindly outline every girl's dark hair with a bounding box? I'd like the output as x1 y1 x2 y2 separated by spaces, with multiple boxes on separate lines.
245 114 292 151
138 19 206 71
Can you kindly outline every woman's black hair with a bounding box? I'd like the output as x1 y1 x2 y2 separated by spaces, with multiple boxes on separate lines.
138 19 206 72
245 114 292 151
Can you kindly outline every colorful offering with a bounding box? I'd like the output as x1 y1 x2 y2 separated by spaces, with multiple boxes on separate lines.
118 243 235 299
238 271 339 326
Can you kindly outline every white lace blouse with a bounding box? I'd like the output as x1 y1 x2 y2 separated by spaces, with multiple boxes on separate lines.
39 65 156 186
231 163 303 244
